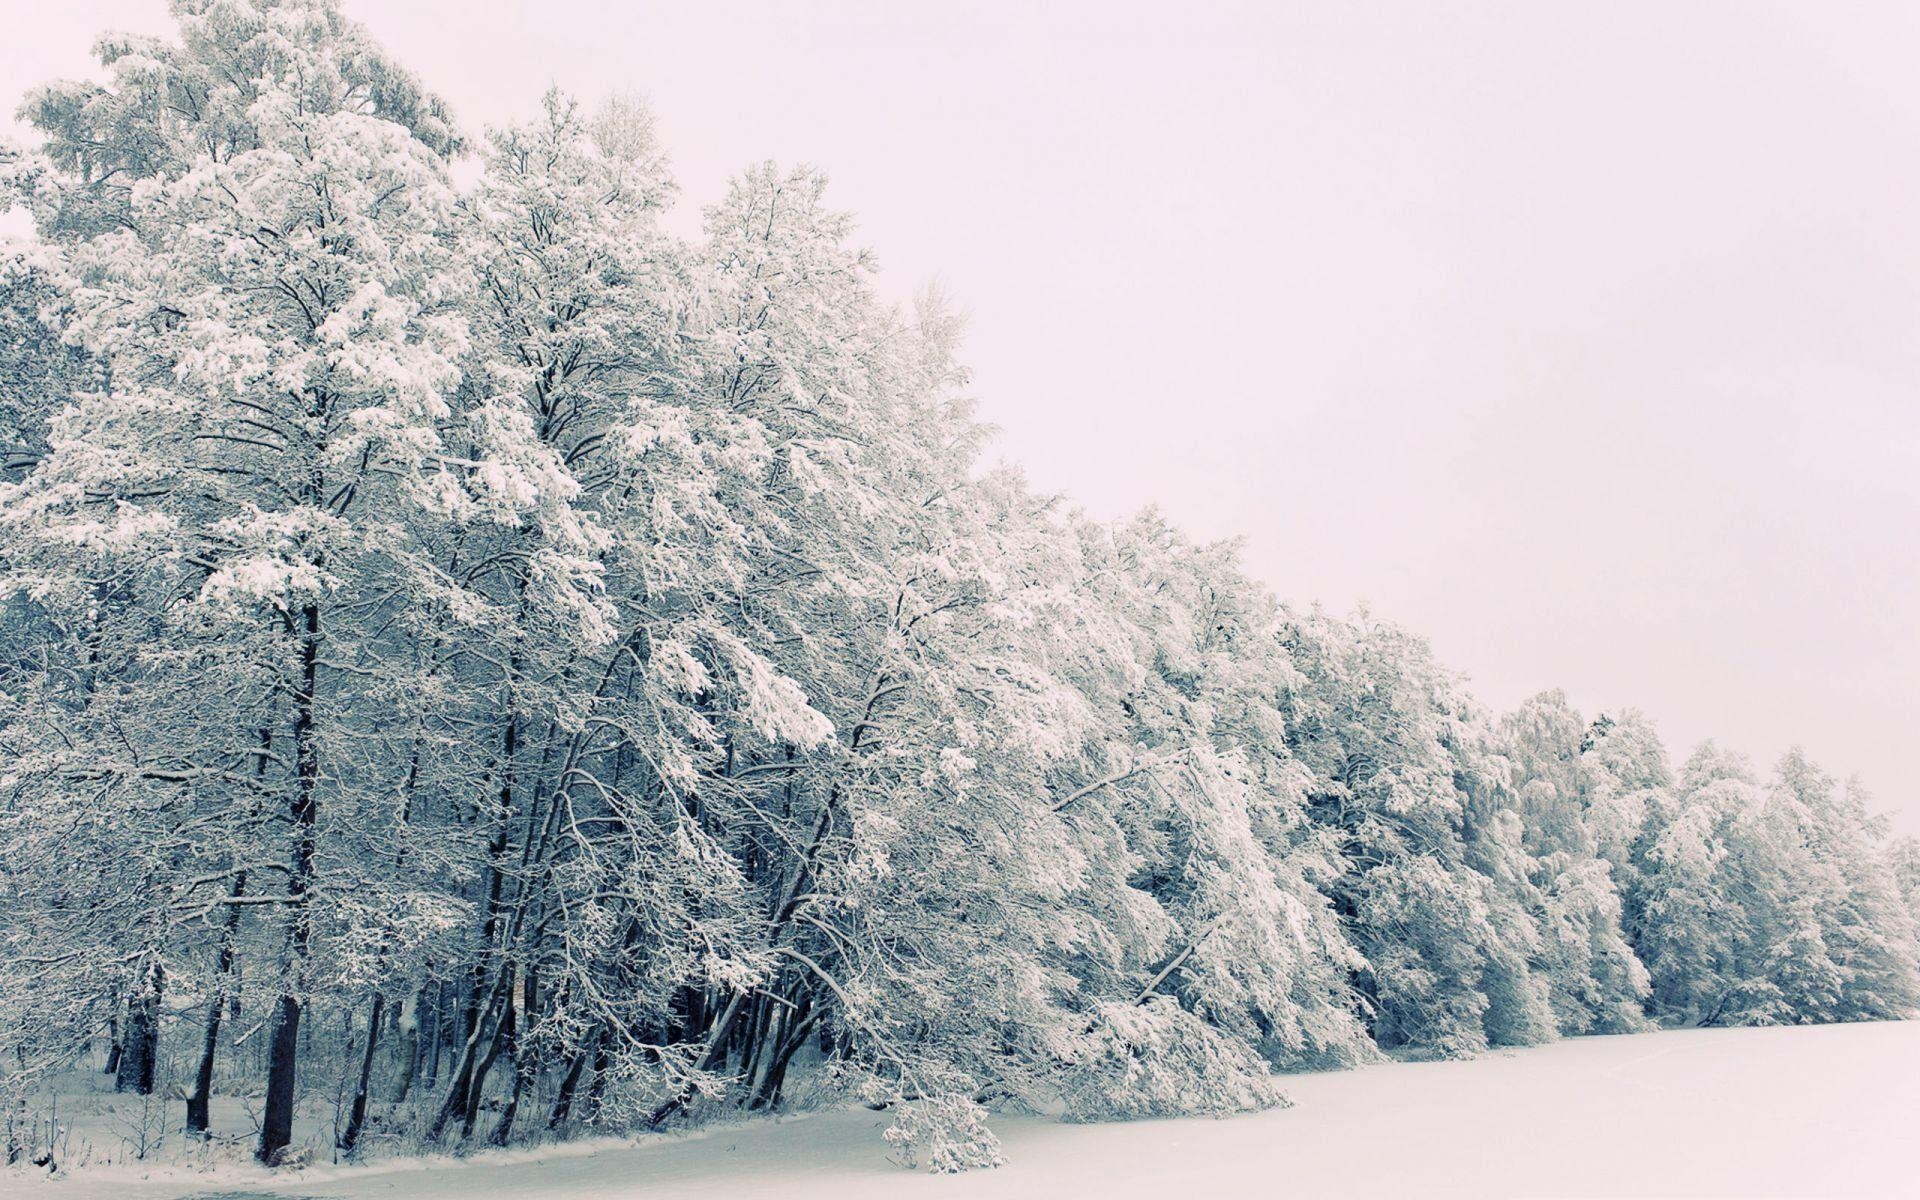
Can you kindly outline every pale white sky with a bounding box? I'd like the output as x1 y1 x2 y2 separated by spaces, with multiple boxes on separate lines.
6 2 1918 829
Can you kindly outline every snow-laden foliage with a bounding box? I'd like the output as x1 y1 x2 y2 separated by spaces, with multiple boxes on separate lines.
879 1091 1004 1174
1631 747 1920 1027
0 0 1914 1176
1063 998 1290 1122
1278 613 1561 1058
1501 694 1653 1035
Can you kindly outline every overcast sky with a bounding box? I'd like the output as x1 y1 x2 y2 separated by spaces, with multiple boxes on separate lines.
7 1 1918 829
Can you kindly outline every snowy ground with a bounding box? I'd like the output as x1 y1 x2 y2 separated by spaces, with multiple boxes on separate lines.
6 1021 1916 1199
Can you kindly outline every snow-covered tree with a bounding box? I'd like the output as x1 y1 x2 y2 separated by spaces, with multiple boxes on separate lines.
1499 694 1650 1034
1634 744 1917 1027
1 0 1912 1176
6 0 482 1163
1278 611 1556 1057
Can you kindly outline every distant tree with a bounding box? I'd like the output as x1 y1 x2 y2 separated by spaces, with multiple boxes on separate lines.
1279 612 1556 1057
1500 694 1650 1035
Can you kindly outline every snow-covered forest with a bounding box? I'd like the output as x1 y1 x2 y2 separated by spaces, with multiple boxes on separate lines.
1 0 1916 1179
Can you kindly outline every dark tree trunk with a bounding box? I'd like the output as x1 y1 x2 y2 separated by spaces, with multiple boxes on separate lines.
338 991 384 1154
423 980 444 1088
547 1025 600 1131
102 1016 121 1078
647 990 751 1127
428 963 508 1140
258 603 321 1167
259 993 301 1164
433 717 517 1141
187 871 247 1136
737 992 769 1096
580 1036 612 1126
463 990 511 1140
488 967 539 1147
750 1007 817 1111
115 960 162 1095
485 1015 520 1145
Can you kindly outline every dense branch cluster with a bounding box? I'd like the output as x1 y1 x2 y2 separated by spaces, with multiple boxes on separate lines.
1 0 1914 1173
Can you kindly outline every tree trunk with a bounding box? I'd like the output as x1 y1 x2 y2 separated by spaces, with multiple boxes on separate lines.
547 1025 600 1131
259 993 302 1164
423 979 444 1088
391 991 422 1104
428 962 509 1140
646 989 751 1127
258 602 321 1167
580 1035 612 1126
485 989 524 1145
102 1015 121 1078
187 870 247 1136
750 1007 817 1111
433 717 518 1140
463 984 512 1140
490 964 542 1147
338 991 384 1153
115 960 162 1095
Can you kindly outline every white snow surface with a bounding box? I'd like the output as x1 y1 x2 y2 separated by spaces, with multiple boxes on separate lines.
7 1022 1916 1199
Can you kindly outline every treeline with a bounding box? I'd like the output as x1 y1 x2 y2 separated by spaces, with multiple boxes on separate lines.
1 0 1915 1174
